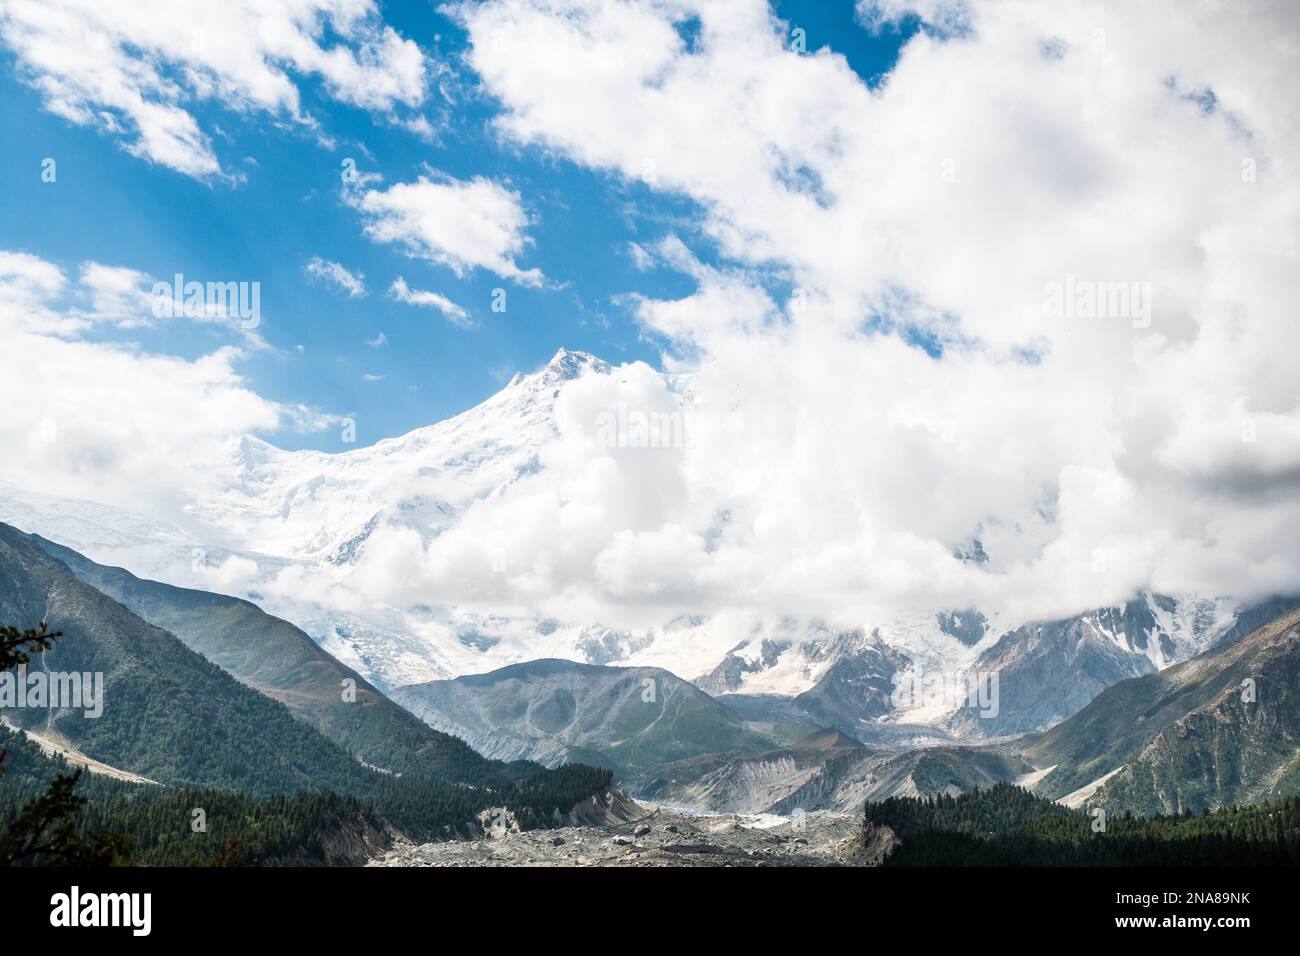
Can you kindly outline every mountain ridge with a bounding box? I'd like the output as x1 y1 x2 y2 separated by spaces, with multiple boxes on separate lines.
391 657 779 784
0 522 379 797
1026 604 1300 814
25 529 505 781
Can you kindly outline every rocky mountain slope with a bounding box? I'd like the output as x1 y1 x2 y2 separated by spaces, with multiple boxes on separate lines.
644 734 1035 815
946 594 1295 738
637 728 869 813
769 745 1037 814
700 594 1269 746
391 658 778 783
1025 605 1300 814
701 630 916 740
389 651 1039 815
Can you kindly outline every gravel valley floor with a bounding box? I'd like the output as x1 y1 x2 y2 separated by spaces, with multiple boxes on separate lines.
369 806 874 867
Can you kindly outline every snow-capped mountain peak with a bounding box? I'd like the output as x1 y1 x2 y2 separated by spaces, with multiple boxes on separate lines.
534 347 611 385
196 347 616 566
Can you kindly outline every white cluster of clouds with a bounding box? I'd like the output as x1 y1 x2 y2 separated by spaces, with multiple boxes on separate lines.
338 358 699 623
304 257 367 298
387 276 471 327
392 0 1298 625
0 0 429 179
0 250 329 508
354 172 544 286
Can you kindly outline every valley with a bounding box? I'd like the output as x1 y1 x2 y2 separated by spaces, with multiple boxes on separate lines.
3 512 1300 868
0 359 1297 868
371 802 871 867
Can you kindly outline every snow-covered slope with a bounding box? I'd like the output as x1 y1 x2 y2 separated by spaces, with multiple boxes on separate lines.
946 594 1245 738
202 348 611 566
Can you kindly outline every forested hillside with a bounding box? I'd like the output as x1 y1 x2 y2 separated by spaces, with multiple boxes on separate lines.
1 723 614 863
865 783 1300 866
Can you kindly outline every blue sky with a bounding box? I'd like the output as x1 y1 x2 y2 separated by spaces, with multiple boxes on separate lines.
0 0 913 451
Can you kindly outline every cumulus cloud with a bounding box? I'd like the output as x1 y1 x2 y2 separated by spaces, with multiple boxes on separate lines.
0 249 332 517
402 0 1300 624
78 262 158 325
356 173 544 285
0 250 74 333
387 276 473 328
304 257 366 298
2 252 269 341
333 358 699 620
0 0 430 179
857 0 972 38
